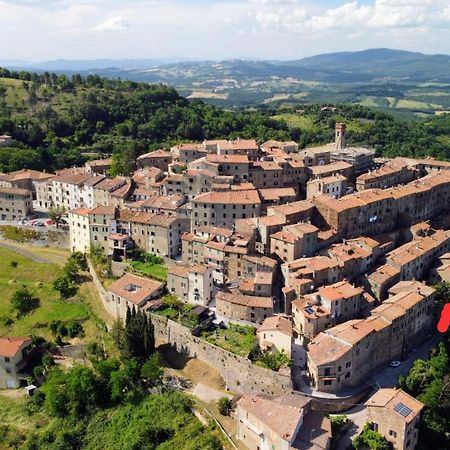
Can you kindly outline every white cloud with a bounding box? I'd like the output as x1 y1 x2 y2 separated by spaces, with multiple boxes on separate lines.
0 0 449 60
94 16 130 32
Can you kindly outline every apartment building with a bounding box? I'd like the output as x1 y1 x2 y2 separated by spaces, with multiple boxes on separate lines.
307 282 435 393
0 187 33 221
385 229 450 281
366 389 423 450
356 162 416 191
107 273 165 320
171 143 207 164
69 208 91 252
191 190 261 231
92 176 127 207
126 211 189 258
315 171 450 239
270 222 319 262
136 149 173 171
236 394 331 450
0 337 32 389
167 264 213 306
292 281 366 343
248 160 283 188
366 264 401 301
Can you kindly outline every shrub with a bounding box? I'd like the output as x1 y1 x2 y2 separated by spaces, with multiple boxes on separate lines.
11 286 40 317
218 397 232 416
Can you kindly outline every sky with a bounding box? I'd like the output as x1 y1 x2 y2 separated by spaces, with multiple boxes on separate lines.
1 0 450 62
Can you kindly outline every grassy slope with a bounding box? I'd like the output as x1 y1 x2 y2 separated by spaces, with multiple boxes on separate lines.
0 247 110 345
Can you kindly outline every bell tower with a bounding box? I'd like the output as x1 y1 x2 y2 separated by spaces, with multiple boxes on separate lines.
335 123 347 149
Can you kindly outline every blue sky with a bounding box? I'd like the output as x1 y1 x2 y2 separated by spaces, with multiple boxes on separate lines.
1 0 450 61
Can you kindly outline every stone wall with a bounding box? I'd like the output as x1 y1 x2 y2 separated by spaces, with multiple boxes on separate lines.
88 261 118 319
150 313 292 396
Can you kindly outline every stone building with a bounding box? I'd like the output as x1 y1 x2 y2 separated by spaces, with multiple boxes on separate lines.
215 290 273 325
136 149 173 171
0 186 33 221
107 273 165 320
257 316 293 356
307 282 435 393
365 388 423 450
236 394 331 450
167 264 213 306
191 190 261 231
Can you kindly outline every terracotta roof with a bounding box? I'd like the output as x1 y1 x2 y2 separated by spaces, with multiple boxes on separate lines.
88 206 116 216
318 281 363 301
0 169 53 182
388 280 435 297
86 158 112 167
257 316 293 336
365 388 424 423
69 207 91 217
237 395 303 441
193 189 260 205
207 154 249 164
108 273 164 305
216 291 273 309
137 149 172 160
0 337 32 357
258 187 296 202
308 333 351 366
310 161 352 176
0 186 31 196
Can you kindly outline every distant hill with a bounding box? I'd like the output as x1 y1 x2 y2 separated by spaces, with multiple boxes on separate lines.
3 49 450 112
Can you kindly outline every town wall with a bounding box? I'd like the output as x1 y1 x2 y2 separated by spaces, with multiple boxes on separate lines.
150 313 292 396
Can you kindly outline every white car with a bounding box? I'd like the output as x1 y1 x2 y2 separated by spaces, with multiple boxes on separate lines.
390 360 401 368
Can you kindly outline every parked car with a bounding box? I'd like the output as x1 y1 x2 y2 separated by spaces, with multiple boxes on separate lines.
389 360 401 368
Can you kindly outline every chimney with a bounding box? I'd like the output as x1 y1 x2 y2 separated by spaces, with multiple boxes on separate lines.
335 123 347 150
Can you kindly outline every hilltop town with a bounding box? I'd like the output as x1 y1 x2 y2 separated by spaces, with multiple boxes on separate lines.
1 122 450 449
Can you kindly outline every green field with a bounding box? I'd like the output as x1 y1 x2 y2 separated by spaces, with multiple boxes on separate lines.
272 113 317 130
129 260 168 280
202 324 257 357
0 247 108 342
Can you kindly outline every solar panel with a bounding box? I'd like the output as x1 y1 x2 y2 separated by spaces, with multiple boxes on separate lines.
304 307 314 314
394 402 412 417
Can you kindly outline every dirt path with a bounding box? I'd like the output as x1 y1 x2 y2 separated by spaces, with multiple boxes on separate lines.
0 240 68 265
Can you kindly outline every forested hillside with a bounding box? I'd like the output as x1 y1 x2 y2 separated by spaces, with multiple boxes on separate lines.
1 67 450 175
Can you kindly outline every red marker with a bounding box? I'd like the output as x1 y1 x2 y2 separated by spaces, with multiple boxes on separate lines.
437 303 450 333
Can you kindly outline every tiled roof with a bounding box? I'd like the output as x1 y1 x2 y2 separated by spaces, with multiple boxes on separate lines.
193 189 260 205
237 395 303 441
365 388 424 423
216 291 273 309
0 336 32 357
108 273 164 305
257 316 293 336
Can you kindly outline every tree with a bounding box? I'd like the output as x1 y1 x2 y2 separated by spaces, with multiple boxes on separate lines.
218 397 232 416
53 274 76 299
48 205 66 228
122 308 155 361
353 423 392 450
10 286 40 317
141 353 163 387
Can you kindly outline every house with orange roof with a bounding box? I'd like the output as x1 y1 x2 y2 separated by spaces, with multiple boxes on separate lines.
236 393 331 450
257 315 293 356
167 263 213 306
137 149 173 172
0 186 33 221
0 337 32 389
107 273 165 319
365 388 423 450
